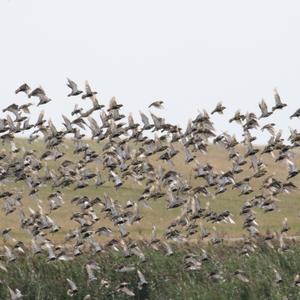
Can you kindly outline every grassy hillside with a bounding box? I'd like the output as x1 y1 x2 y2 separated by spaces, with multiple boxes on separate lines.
0 138 299 244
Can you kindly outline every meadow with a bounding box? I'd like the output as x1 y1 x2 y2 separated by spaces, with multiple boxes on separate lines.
1 138 299 243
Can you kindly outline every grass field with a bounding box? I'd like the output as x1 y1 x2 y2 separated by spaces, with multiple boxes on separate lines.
1 138 300 245
1 241 300 299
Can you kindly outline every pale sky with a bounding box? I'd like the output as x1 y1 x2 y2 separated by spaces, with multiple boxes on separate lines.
0 1 300 143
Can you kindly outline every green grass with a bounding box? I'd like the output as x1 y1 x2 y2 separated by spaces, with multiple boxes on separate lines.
1 241 300 299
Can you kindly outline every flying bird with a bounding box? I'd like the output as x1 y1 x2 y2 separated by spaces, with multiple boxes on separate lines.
15 83 31 96
211 102 226 114
82 80 97 99
149 100 164 109
272 88 287 111
67 78 83 97
258 99 272 119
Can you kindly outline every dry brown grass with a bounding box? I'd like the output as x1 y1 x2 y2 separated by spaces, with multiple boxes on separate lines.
1 138 300 244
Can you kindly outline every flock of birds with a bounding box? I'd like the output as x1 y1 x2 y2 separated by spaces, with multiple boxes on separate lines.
0 79 300 298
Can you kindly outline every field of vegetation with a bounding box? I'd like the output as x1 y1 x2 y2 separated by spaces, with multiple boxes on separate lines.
1 241 300 299
1 138 299 243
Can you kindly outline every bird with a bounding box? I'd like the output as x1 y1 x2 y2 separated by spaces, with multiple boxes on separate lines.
82 80 97 99
29 86 52 106
66 78 83 97
272 88 287 111
107 96 123 111
261 123 276 135
85 261 100 282
137 269 148 289
286 159 299 179
116 282 135 296
140 111 154 130
281 217 289 233
290 108 300 119
273 269 282 284
66 278 78 296
258 99 273 119
8 286 23 300
71 104 83 116
294 274 300 287
15 83 31 96
149 100 164 109
211 102 226 114
232 270 250 283
229 110 245 123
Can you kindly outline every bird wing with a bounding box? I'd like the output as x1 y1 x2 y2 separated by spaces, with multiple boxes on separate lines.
274 88 282 105
85 80 92 94
259 99 268 114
